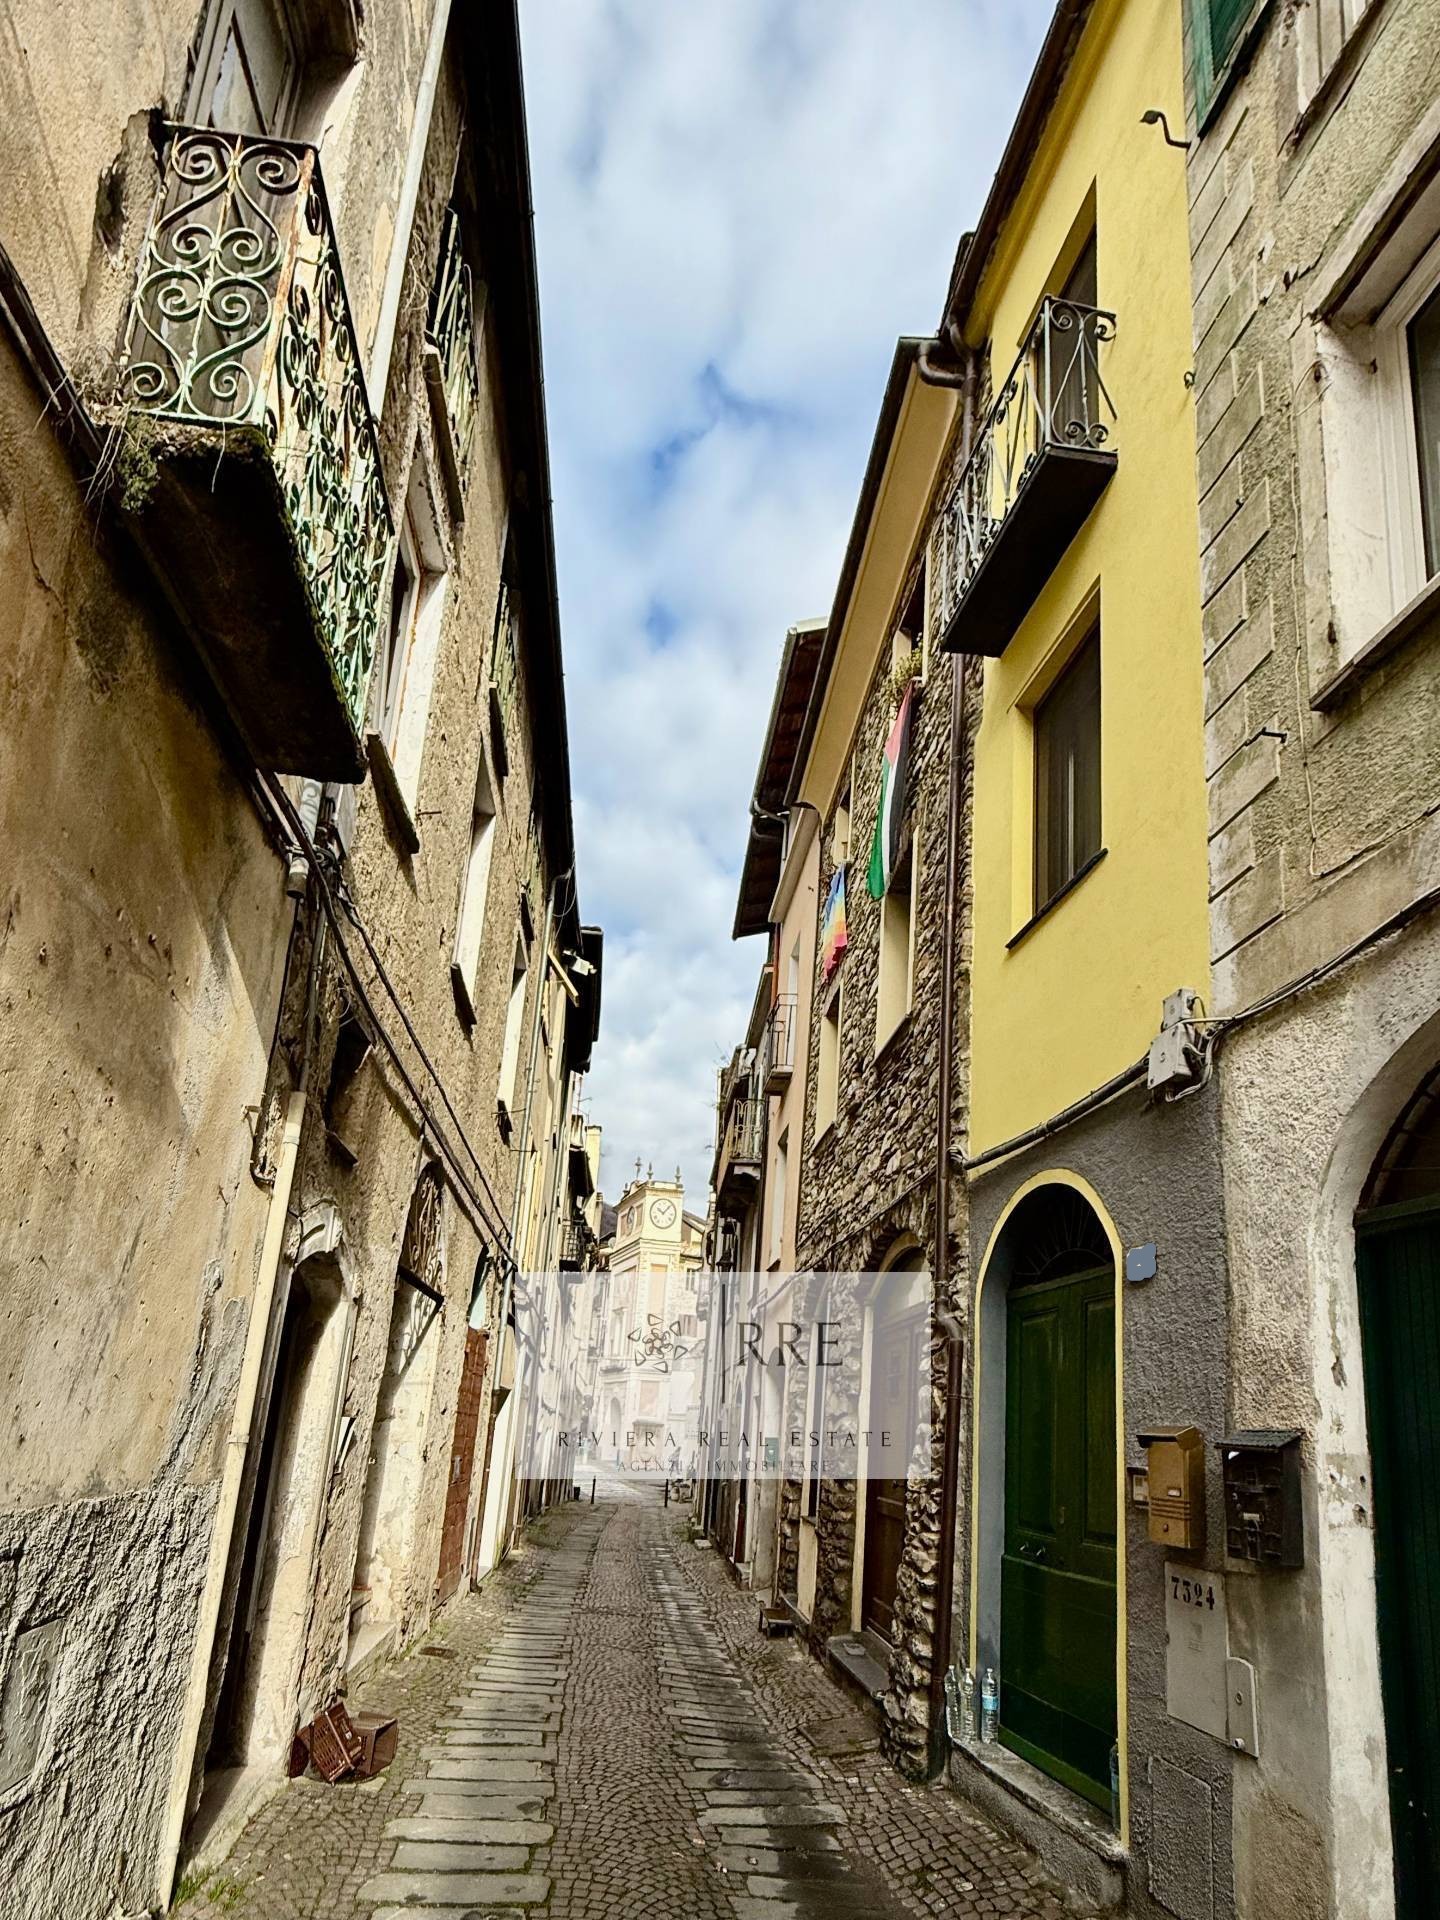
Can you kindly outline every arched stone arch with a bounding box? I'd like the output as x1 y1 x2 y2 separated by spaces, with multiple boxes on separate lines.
967 1172 1123 1819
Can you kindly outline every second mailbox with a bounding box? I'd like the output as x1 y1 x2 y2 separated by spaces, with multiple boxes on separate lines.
1137 1426 1206 1553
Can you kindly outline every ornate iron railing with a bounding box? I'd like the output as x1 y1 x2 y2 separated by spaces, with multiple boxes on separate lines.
935 297 1116 632
119 125 395 738
721 1092 764 1172
426 207 480 475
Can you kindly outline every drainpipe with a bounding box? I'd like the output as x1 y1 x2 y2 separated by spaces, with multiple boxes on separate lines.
157 898 327 1907
926 347 978 1779
367 0 454 409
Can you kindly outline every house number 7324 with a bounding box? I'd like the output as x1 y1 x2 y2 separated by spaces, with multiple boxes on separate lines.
1170 1573 1218 1609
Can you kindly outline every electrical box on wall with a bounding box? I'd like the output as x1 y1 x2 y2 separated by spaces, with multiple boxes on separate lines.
1219 1430 1304 1569
1138 1426 1206 1552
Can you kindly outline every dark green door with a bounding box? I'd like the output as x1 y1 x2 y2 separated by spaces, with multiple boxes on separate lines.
1002 1264 1117 1807
1358 1203 1440 1916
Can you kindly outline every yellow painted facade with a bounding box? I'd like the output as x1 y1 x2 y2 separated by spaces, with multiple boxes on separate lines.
965 0 1211 1155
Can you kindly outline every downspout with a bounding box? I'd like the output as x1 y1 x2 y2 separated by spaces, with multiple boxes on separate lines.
367 0 454 408
158 893 327 1906
925 344 978 1778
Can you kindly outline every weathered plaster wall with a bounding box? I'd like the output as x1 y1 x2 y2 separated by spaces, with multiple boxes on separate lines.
1212 928 1440 1920
963 1085 1233 1920
1184 5 1440 1915
0 298 289 1912
221 31 568 1779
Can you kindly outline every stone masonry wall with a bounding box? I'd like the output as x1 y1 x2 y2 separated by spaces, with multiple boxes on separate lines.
794 482 978 1774
1184 0 1440 1017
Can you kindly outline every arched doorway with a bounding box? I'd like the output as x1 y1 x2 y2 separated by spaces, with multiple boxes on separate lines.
207 1250 349 1773
1357 1066 1440 1914
974 1181 1118 1813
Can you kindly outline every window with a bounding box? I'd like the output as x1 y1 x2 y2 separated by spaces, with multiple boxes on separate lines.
816 987 842 1137
894 565 927 683
1412 280 1440 575
875 837 916 1047
195 0 297 135
1033 627 1101 912
768 1132 788 1267
1050 231 1099 441
1379 240 1440 601
497 931 529 1119
1193 0 1255 111
831 782 851 867
371 463 449 834
451 759 497 1025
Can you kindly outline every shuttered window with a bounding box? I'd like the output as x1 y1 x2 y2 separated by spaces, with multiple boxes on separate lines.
1208 0 1252 66
1033 628 1102 912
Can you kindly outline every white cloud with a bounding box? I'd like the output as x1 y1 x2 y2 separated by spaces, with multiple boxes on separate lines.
520 0 1054 1204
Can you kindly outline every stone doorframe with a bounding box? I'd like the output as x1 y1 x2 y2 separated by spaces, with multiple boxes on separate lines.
848 1237 928 1636
237 1200 358 1773
966 1171 1127 1844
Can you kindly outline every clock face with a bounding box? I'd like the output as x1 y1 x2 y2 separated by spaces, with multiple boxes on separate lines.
650 1199 677 1229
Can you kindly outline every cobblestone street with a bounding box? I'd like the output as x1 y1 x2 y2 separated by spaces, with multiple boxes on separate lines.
177 1489 1087 1920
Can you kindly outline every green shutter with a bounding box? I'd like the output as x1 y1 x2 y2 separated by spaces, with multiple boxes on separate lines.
1208 0 1251 64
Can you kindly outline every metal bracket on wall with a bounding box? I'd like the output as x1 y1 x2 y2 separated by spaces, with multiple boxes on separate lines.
1226 1656 1261 1757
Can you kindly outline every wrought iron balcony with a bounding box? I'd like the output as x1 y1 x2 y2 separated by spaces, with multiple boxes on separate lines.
119 125 395 779
936 297 1116 658
764 993 798 1093
717 1092 763 1211
559 1209 596 1272
424 207 481 516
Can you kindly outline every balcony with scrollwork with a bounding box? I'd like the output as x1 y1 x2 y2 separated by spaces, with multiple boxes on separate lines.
117 126 395 780
424 207 481 519
936 297 1116 658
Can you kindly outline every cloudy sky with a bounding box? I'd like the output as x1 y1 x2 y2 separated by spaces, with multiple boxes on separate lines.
518 0 1053 1205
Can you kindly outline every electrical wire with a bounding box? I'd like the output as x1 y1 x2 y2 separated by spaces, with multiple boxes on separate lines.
261 774 517 1270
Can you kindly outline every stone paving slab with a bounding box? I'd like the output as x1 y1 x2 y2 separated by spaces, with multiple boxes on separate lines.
175 1492 1099 1920
384 1817 554 1846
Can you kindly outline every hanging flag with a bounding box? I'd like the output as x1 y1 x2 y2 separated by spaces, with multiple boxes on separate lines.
821 865 849 980
867 681 916 899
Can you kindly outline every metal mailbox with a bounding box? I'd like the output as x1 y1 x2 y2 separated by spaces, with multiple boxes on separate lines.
1138 1426 1206 1552
1218 1430 1304 1569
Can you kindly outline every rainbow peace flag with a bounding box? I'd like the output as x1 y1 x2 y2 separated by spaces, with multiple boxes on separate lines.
821 865 848 979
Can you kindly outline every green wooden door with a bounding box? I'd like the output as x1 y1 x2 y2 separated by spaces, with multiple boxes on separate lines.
1002 1265 1117 1807
1358 1203 1440 1916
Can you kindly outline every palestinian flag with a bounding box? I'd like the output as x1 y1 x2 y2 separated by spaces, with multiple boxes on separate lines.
867 681 916 900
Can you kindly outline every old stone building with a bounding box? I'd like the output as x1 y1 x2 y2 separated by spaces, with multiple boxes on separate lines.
698 349 971 1776
0 3 599 1915
1182 2 1440 1916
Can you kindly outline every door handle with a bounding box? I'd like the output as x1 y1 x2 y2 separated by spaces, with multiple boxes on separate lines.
1033 1547 1048 1564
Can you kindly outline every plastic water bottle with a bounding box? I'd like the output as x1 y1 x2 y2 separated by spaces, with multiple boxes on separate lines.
980 1668 999 1743
959 1666 978 1743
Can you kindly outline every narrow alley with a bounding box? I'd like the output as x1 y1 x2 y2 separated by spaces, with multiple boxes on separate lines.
178 1493 1085 1920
